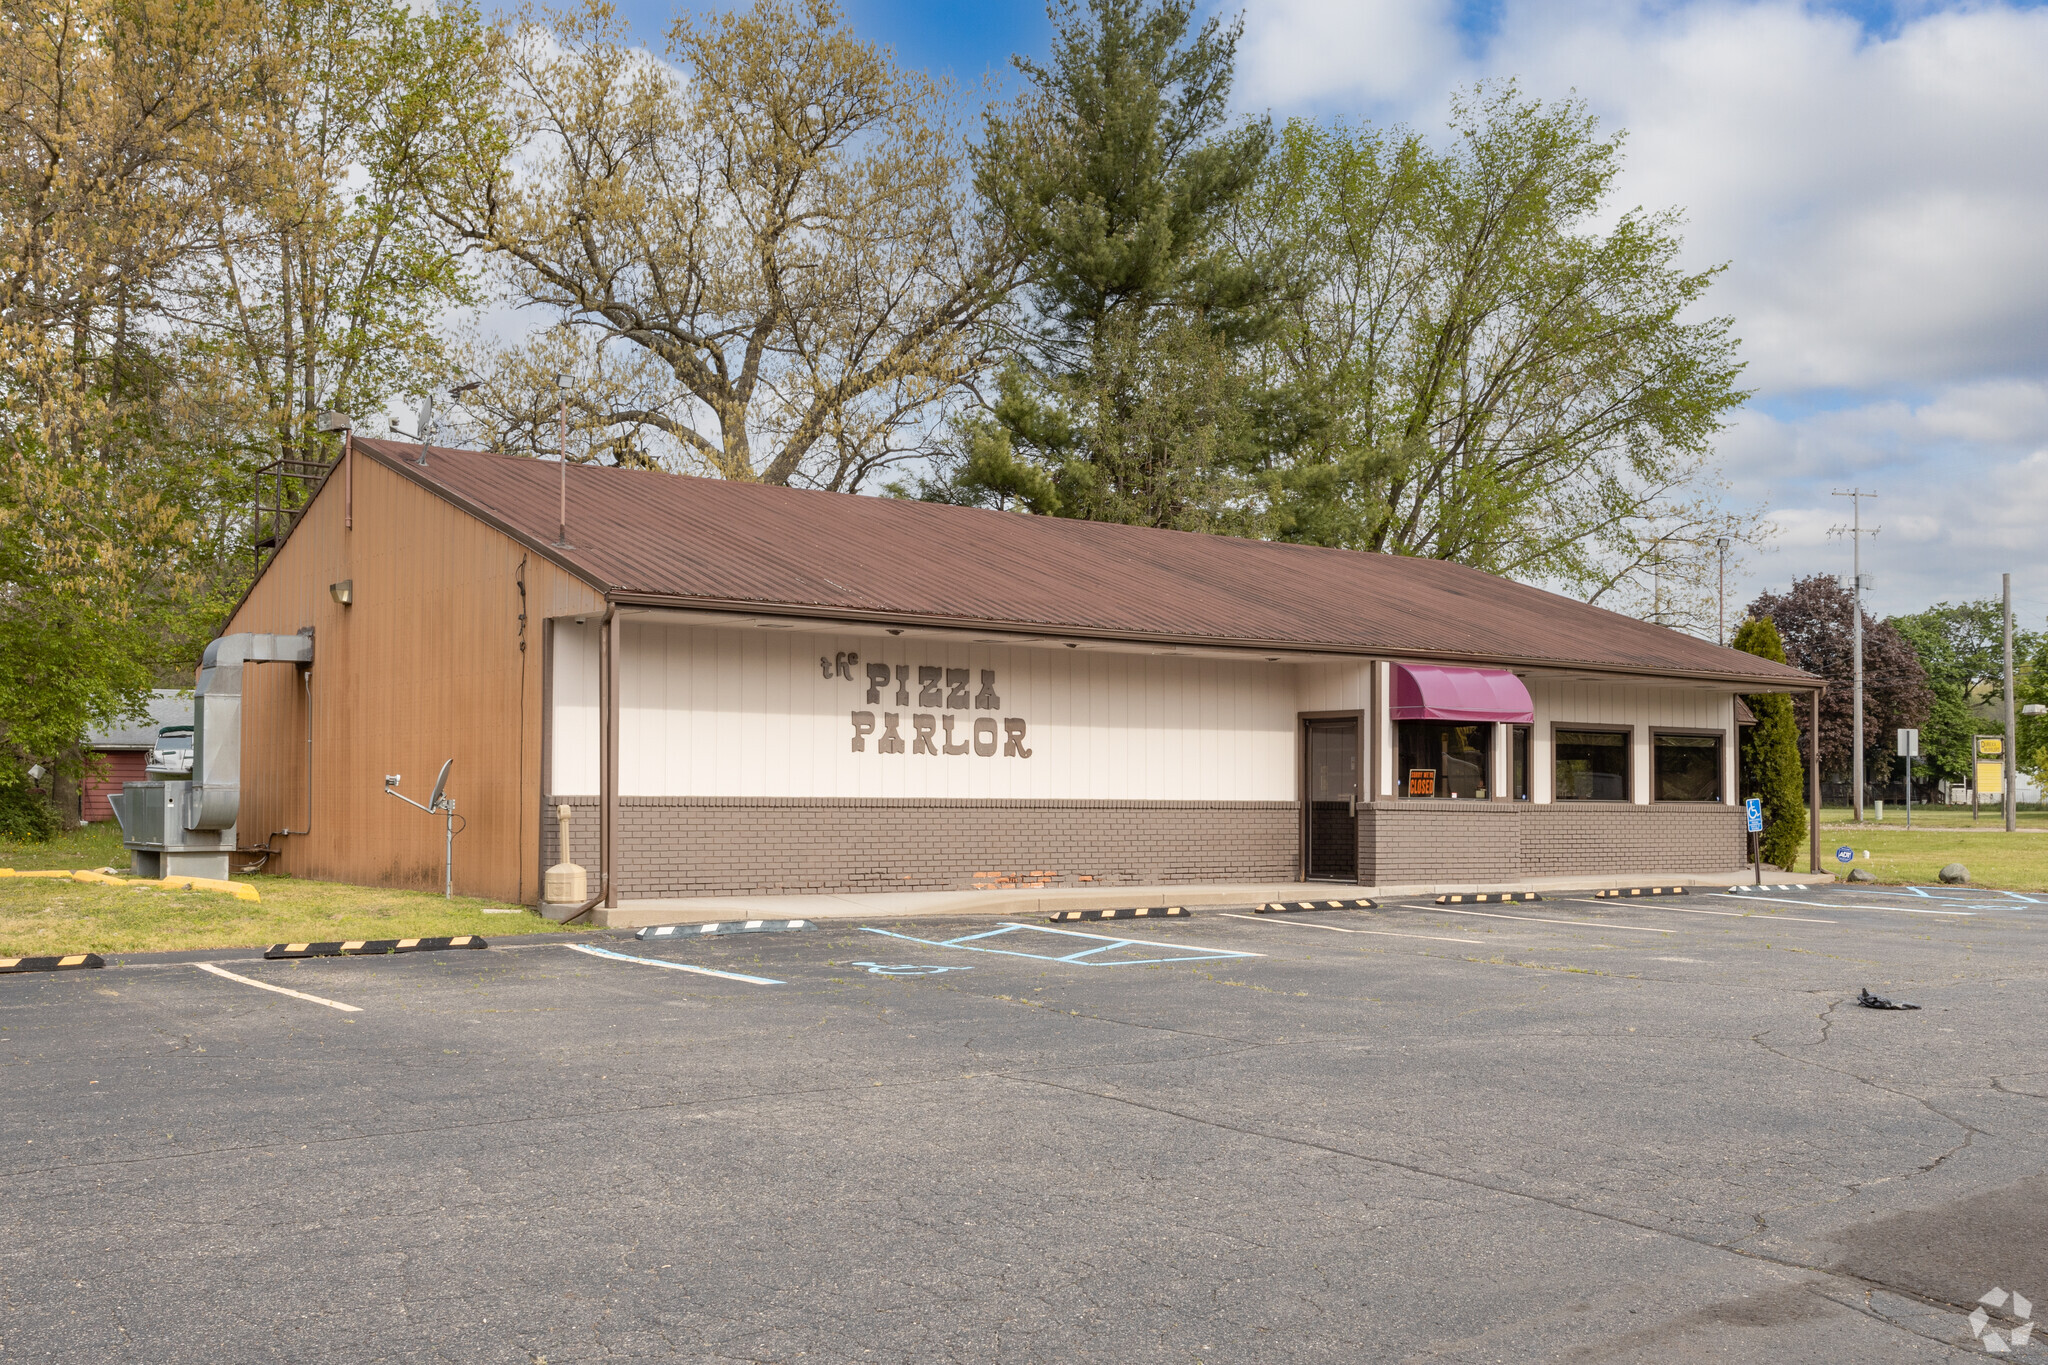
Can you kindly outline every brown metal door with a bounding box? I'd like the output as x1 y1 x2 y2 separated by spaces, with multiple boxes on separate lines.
1304 718 1359 881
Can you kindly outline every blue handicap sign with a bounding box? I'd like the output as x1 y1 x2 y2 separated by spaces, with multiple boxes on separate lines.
1745 798 1763 833
1835 845 1854 864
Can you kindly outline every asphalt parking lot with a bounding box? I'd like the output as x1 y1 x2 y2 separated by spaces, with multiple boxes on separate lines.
5 882 2047 1363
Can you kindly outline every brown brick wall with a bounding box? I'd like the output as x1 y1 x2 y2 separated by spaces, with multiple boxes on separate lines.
1358 800 1747 884
1357 803 1523 885
541 796 1300 899
539 795 1749 899
1519 803 1748 878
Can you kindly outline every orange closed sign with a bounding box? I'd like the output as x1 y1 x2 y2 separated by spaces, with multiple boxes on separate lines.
1407 769 1436 797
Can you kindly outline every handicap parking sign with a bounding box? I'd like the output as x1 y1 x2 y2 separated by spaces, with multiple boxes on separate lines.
1835 845 1854 864
1745 798 1763 833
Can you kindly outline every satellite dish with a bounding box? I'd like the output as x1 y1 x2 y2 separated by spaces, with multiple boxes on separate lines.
428 758 453 811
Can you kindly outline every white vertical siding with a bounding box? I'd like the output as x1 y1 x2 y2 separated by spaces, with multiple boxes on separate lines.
566 618 1305 800
551 619 600 793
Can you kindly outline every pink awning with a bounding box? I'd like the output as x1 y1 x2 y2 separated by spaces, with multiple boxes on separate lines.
1390 664 1534 724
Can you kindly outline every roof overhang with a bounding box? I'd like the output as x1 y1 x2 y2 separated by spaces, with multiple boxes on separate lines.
609 598 1824 690
345 442 1824 694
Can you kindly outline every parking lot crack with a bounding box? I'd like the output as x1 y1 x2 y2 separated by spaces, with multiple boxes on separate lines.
1748 1022 1985 1181
1003 1073 1859 1281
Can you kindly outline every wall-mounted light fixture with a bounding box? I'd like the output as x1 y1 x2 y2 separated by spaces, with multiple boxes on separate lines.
329 580 353 607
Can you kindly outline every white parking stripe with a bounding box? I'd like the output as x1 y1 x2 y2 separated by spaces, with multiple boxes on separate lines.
1556 897 1836 925
1387 905 1676 934
1708 894 1974 917
1221 913 1482 945
558 942 782 984
194 962 362 1012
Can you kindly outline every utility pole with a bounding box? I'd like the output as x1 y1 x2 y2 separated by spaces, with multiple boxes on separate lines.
1716 536 1730 646
2004 573 2017 833
1830 490 1879 822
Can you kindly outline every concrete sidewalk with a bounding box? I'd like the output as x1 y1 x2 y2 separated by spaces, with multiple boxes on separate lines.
581 868 1837 928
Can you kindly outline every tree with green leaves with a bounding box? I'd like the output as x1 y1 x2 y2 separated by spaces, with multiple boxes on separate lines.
0 0 487 835
1889 600 2042 793
1230 89 1760 626
933 0 1276 529
1731 617 1808 869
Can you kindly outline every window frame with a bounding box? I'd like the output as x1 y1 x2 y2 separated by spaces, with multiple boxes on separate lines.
1395 718 1495 801
1510 724 1532 801
1649 727 1727 804
1549 723 1634 803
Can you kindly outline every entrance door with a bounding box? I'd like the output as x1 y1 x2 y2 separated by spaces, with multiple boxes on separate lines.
1304 718 1360 881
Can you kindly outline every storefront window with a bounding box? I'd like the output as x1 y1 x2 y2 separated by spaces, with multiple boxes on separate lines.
1554 729 1629 801
1398 721 1491 799
1512 725 1531 800
1654 732 1722 802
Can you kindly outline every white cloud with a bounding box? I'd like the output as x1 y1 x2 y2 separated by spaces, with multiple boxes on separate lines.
1238 0 1465 109
1236 0 2048 615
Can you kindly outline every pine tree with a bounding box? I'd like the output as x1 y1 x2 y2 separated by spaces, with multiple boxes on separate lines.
954 0 1277 529
1732 617 1808 869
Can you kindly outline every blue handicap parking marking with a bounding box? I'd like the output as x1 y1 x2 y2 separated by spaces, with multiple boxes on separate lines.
857 921 1263 968
848 962 971 976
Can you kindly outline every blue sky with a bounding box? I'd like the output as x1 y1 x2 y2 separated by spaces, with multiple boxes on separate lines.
481 0 2048 622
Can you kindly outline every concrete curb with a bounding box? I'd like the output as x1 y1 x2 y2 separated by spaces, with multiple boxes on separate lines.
637 920 814 940
265 936 488 959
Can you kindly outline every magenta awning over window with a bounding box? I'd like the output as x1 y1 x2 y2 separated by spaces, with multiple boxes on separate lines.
1390 664 1534 724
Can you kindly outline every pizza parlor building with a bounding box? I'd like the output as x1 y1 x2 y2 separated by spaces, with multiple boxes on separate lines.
215 438 1823 916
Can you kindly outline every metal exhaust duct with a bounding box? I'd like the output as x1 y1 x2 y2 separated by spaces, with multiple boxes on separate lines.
112 630 313 879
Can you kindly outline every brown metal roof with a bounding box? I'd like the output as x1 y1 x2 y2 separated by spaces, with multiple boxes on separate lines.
352 439 1817 689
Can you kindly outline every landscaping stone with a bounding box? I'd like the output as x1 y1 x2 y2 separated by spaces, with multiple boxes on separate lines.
1939 862 1970 884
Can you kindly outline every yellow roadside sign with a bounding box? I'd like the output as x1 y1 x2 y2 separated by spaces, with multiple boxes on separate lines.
1977 736 2004 758
1976 760 2006 797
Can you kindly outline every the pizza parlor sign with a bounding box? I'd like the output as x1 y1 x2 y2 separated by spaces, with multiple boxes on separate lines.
819 652 1031 758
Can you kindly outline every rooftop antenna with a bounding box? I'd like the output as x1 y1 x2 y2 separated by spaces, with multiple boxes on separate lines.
385 759 458 896
415 382 480 467
555 372 572 546
415 390 434 465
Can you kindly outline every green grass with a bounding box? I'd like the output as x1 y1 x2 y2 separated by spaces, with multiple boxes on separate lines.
1814 825 2048 891
1 823 570 958
1819 803 2048 830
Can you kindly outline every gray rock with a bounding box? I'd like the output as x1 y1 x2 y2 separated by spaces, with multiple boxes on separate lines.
1939 862 1969 884
1847 867 1876 883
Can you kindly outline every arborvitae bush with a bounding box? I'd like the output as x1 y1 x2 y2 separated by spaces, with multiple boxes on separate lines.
1733 617 1808 868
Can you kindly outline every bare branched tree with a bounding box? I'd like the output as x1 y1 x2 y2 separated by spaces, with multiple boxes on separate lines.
427 0 1022 490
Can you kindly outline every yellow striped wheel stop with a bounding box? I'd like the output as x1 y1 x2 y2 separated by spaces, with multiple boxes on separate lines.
1434 892 1543 904
265 936 487 959
1047 906 1189 922
1253 899 1377 913
1592 886 1690 898
1 953 105 974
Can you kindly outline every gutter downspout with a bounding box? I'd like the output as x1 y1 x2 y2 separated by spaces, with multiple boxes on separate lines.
1809 687 1823 875
604 604 620 910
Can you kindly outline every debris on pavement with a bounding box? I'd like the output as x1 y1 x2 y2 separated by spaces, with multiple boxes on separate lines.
1857 988 1921 1011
